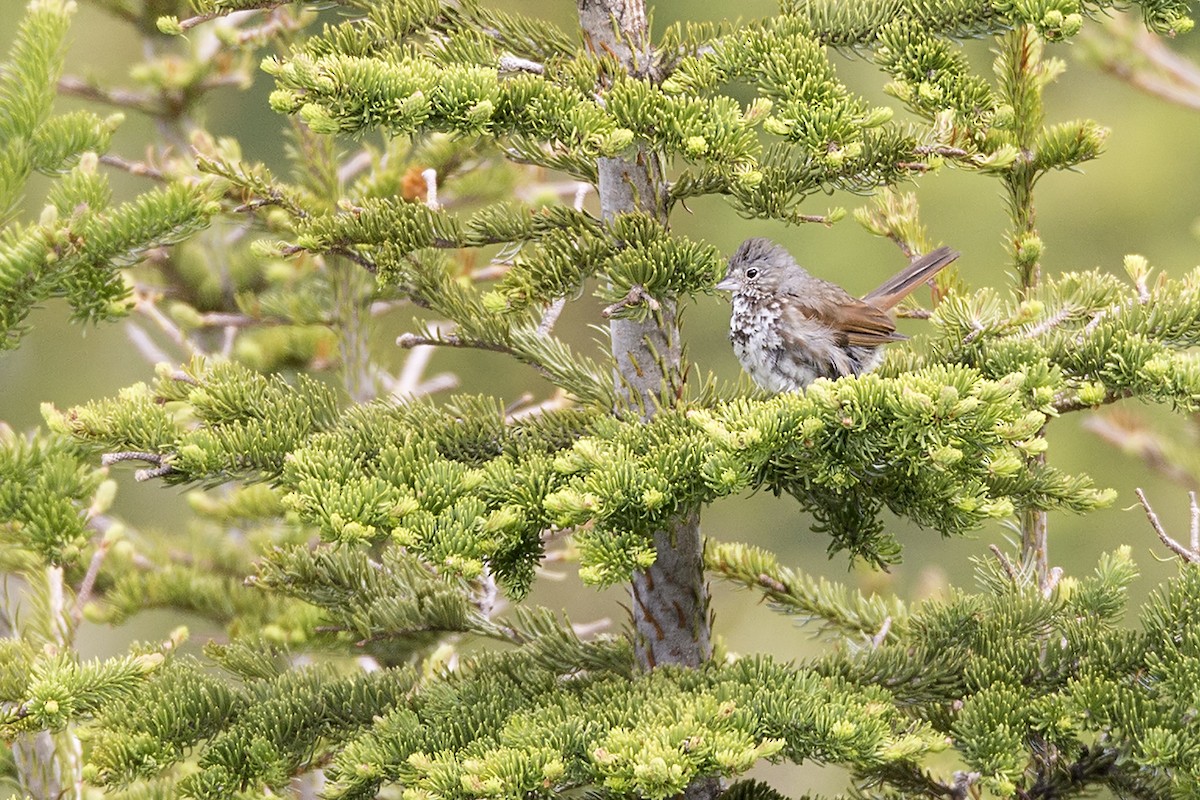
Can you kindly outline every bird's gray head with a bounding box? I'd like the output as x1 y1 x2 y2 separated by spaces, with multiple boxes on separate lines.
716 237 803 294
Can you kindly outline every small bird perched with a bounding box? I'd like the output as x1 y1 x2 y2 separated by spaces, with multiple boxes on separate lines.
716 238 960 392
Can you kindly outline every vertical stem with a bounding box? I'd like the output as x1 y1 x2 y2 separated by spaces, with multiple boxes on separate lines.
577 0 713 681
8 567 83 800
999 26 1050 592
289 123 377 403
333 256 375 402
11 731 67 800
1000 26 1044 300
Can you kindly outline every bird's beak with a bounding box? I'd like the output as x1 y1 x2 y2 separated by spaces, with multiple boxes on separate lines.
715 276 738 292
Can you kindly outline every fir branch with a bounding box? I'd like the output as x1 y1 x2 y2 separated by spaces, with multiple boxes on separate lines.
2 651 164 737
10 2 1200 800
1 171 223 347
705 541 906 641
0 429 108 566
893 266 1200 417
247 545 548 652
349 0 576 62
323 653 943 800
57 358 1112 584
141 663 416 798
0 0 73 149
86 654 253 784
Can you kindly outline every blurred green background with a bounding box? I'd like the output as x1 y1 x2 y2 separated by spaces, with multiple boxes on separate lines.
2 0 1199 792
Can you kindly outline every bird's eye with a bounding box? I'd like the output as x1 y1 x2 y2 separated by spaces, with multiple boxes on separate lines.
745 267 759 279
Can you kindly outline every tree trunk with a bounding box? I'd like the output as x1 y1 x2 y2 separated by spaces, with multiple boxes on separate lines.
576 0 714 680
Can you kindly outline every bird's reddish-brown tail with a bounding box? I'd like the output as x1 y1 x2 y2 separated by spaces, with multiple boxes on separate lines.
861 245 960 311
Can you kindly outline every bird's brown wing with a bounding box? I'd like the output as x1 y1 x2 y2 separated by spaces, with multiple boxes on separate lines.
786 299 906 347
861 245 960 310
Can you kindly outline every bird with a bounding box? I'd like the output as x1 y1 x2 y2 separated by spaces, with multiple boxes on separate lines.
716 238 960 392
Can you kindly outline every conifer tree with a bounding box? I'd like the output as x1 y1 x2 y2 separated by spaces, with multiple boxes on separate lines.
2 0 1200 799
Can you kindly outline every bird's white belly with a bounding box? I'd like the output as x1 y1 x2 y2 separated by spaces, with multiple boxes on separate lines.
728 295 880 392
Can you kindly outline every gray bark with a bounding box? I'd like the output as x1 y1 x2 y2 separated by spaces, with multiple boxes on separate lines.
628 508 712 670
578 0 715 712
596 153 679 416
12 731 70 800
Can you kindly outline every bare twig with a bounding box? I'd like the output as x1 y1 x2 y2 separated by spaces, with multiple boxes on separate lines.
1135 272 1151 304
571 617 612 638
1043 566 1063 599
392 337 437 397
470 263 512 281
99 153 169 181
194 312 259 328
369 299 412 317
388 324 459 400
422 168 440 210
136 463 178 481
1082 412 1195 485
889 235 917 260
472 567 500 621
1078 306 1114 341
1191 491 1199 553
601 285 659 318
506 389 572 421
101 452 177 482
220 324 238 359
871 616 892 648
397 331 511 354
949 772 981 800
172 0 290 32
1135 488 1200 563
133 290 201 357
101 451 166 466
755 573 788 594
573 182 591 211
410 374 459 396
503 393 535 416
337 150 374 186
913 145 970 158
792 212 840 226
512 180 596 206
72 518 116 625
498 54 546 75
280 244 378 274
1096 19 1200 110
125 322 175 365
537 297 567 335
59 76 165 116
169 370 201 386
231 4 304 45
1054 387 1134 414
989 544 1021 583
